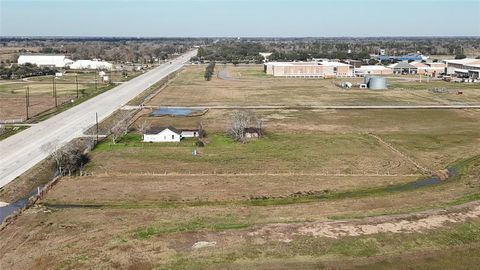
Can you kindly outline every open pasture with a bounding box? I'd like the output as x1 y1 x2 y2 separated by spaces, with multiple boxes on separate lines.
148 65 480 107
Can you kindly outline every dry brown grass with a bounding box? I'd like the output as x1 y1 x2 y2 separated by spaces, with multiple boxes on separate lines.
0 81 94 120
148 65 480 107
47 174 417 204
2 65 480 270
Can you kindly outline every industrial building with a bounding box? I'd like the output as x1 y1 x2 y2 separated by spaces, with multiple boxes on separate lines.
388 61 418 74
17 55 73 68
69 60 113 70
375 53 428 62
355 65 393 76
410 61 445 77
264 61 353 78
444 58 480 79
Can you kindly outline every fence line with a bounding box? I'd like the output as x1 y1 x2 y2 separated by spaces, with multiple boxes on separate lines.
91 171 421 177
0 175 62 231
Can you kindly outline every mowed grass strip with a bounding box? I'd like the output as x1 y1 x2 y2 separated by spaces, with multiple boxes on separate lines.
88 132 416 175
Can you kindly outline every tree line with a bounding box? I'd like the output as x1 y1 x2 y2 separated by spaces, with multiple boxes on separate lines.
0 63 57 80
0 38 206 65
193 38 480 63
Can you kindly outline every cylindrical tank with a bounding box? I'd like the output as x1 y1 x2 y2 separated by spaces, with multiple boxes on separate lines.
363 75 372 85
368 76 387 90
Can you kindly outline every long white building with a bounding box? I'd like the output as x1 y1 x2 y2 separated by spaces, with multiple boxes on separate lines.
69 60 113 70
18 55 73 68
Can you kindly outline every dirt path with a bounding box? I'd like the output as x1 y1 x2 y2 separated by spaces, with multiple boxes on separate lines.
368 133 434 175
247 202 480 241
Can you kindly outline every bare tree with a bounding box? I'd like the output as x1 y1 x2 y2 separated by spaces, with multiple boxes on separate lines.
228 110 264 143
0 125 5 136
198 122 207 139
41 141 87 176
135 119 151 134
110 110 131 144
110 121 129 144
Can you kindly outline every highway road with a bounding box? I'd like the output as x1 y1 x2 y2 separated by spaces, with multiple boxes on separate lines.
0 50 197 188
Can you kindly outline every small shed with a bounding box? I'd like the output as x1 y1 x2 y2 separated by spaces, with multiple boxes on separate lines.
244 127 262 139
143 126 181 142
181 129 200 138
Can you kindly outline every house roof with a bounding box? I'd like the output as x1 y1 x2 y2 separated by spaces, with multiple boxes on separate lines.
444 58 480 65
145 126 181 135
410 61 428 67
265 61 351 67
356 65 391 71
391 61 417 69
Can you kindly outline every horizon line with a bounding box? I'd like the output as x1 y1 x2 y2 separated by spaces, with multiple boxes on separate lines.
1 35 480 39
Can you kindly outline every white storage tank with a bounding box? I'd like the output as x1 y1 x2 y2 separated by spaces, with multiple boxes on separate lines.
367 76 387 90
363 75 372 85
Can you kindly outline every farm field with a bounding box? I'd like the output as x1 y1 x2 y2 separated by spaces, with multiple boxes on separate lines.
1 65 480 269
148 65 480 107
0 70 142 121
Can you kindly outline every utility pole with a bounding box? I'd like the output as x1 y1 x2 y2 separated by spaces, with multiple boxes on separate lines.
25 86 30 120
95 112 99 143
75 74 79 98
94 70 97 92
52 75 57 107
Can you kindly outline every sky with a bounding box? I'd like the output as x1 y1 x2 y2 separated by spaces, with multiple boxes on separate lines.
1 0 479 37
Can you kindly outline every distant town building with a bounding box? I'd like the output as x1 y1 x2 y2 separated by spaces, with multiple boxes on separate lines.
69 60 113 70
376 53 428 62
410 61 445 77
344 60 362 68
388 61 418 74
443 58 480 79
355 65 393 76
18 55 73 68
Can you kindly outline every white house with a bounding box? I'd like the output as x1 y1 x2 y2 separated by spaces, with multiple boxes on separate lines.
143 127 200 142
18 55 73 68
69 60 113 70
144 127 182 142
